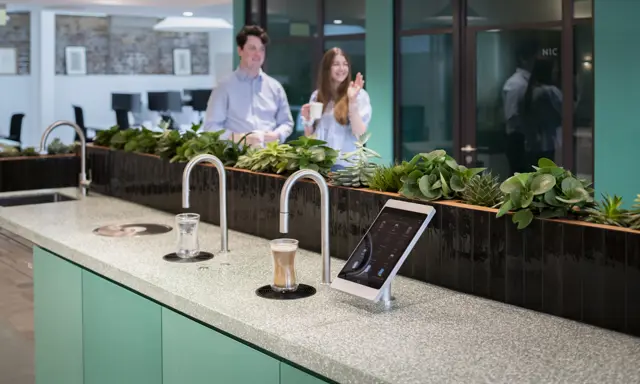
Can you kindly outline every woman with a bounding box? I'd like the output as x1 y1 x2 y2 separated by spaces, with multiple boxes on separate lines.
300 47 372 170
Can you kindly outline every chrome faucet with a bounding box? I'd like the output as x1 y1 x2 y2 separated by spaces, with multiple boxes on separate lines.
40 120 90 197
279 169 331 284
182 154 228 252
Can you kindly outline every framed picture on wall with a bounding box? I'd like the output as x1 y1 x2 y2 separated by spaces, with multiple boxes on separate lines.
65 46 87 75
0 47 17 75
173 48 192 76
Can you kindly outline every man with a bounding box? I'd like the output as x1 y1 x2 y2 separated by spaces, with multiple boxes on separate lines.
502 39 539 174
204 25 294 147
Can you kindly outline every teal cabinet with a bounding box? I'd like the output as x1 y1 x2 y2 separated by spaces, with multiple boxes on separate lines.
162 307 280 384
280 363 329 384
33 247 83 384
82 270 162 384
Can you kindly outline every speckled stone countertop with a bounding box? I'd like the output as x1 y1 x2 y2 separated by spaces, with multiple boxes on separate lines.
1 188 640 384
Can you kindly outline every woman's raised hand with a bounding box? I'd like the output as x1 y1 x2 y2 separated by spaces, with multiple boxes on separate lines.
348 72 365 101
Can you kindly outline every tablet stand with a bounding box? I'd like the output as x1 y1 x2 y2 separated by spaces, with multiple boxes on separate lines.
380 282 395 306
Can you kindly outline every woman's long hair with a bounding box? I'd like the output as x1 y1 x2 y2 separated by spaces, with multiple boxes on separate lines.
315 47 352 126
523 57 556 114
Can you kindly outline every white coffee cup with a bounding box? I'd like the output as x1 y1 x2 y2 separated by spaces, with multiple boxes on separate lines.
309 102 323 120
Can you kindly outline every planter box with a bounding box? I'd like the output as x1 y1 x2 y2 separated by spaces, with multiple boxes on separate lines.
87 145 640 337
0 154 80 192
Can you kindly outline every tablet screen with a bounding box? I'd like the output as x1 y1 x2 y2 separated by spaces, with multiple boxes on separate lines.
337 206 427 290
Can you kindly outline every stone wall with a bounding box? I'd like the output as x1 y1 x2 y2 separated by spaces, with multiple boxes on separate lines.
0 12 30 75
55 15 209 75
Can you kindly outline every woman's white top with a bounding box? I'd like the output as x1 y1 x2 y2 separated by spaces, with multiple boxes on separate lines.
301 89 372 166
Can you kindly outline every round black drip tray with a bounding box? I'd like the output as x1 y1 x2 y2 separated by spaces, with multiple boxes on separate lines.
255 284 316 300
163 252 214 263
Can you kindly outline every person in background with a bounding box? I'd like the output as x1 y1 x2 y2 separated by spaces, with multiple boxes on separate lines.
521 57 563 165
502 39 539 173
300 47 371 171
203 25 294 147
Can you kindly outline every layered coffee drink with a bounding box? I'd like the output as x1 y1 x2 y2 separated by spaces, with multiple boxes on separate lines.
270 239 299 292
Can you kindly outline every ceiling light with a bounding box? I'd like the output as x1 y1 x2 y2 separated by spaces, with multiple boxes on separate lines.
333 19 342 24
153 17 232 32
183 11 194 17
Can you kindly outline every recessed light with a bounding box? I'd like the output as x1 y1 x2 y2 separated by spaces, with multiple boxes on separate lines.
183 11 194 17
333 19 342 24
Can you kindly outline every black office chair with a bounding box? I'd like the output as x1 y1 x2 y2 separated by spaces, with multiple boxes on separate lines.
115 110 130 130
72 105 93 143
1 113 24 145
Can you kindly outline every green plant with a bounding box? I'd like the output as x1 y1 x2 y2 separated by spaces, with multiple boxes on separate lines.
585 194 630 227
399 150 485 201
93 125 120 147
19 147 39 157
0 144 20 157
170 130 248 166
109 129 141 151
282 136 339 175
461 172 503 208
369 164 404 193
47 138 75 155
235 141 292 173
629 195 640 230
497 158 594 229
329 133 380 188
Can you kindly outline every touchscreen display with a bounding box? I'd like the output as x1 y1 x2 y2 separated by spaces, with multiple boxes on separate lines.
337 207 427 290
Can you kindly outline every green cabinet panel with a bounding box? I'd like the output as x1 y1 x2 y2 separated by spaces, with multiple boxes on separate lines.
33 247 84 384
162 307 280 384
280 363 330 384
82 270 162 384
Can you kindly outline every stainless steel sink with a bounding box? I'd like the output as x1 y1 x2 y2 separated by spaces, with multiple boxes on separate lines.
0 193 76 207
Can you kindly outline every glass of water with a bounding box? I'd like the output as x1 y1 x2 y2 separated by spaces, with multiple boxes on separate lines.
176 213 200 258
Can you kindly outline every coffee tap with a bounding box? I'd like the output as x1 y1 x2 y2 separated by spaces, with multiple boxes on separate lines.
39 120 91 197
279 169 331 284
182 154 228 253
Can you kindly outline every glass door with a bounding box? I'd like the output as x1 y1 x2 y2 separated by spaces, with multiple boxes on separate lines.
463 26 563 180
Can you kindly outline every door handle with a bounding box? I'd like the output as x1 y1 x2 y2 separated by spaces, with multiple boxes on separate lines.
461 145 477 153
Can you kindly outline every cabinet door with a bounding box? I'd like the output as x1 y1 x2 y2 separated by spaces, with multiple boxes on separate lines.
33 247 83 384
280 363 329 384
162 307 280 384
82 270 162 384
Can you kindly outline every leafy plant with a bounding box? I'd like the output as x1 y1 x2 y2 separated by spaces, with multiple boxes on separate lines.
629 195 640 230
369 164 405 193
171 129 248 166
109 129 142 151
19 147 39 157
235 142 292 173
93 125 120 147
154 122 193 160
47 138 76 155
497 158 594 229
461 172 503 208
585 194 630 227
171 130 227 162
282 136 339 175
329 133 380 188
399 150 485 201
155 129 184 160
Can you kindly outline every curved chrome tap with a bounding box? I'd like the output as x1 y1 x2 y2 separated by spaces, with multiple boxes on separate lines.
39 120 90 197
279 169 331 284
182 154 228 252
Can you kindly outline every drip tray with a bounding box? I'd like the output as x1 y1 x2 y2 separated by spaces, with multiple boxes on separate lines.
93 223 173 237
163 252 214 263
255 284 316 300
